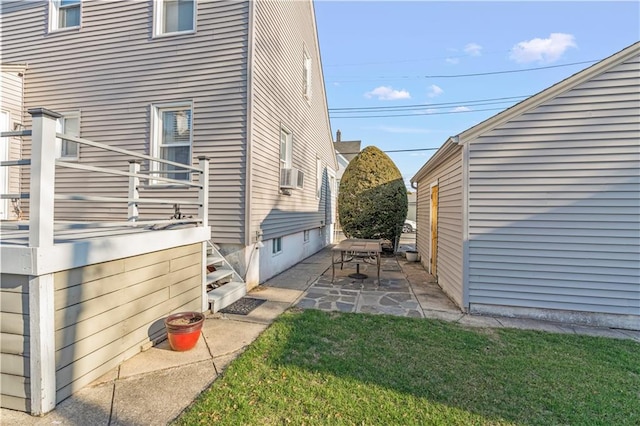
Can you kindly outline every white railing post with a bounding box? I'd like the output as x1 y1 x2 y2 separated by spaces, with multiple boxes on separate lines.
197 156 209 228
128 160 140 222
28 108 61 248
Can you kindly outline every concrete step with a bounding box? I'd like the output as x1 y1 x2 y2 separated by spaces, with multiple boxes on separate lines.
206 269 234 285
207 281 247 313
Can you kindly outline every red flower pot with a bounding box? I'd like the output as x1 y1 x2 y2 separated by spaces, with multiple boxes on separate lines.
164 311 205 351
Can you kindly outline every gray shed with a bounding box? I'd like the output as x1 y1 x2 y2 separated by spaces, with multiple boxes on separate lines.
411 42 639 330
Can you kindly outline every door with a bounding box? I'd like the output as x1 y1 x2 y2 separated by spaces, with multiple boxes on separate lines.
0 111 8 219
430 184 438 276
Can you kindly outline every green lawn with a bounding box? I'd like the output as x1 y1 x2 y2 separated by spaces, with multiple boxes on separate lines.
176 309 639 425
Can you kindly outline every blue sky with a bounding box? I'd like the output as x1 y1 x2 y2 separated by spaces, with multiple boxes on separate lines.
313 1 640 188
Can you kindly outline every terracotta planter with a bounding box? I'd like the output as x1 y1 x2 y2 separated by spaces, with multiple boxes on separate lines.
164 311 205 351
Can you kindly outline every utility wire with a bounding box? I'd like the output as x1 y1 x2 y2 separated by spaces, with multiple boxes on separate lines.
337 148 441 155
329 95 529 112
330 106 510 119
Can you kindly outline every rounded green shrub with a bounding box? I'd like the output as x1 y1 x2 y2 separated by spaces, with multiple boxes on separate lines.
338 146 408 249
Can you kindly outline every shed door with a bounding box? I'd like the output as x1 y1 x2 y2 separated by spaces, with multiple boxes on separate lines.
430 184 438 276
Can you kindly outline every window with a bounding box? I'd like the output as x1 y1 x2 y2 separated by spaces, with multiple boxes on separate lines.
272 237 282 255
316 157 322 199
56 112 79 160
152 103 193 182
154 0 195 36
50 0 81 31
279 127 292 169
303 48 312 100
303 230 310 243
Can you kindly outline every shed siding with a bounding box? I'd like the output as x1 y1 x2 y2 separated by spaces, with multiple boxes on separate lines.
467 54 640 318
0 274 30 412
0 0 250 244
0 69 24 219
53 243 202 401
251 0 336 241
415 148 464 307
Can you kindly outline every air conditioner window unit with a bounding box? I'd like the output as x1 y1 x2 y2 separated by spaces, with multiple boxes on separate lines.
280 167 304 190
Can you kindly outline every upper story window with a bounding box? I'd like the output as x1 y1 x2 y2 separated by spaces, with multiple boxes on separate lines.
151 103 193 182
50 0 81 31
154 0 196 36
303 48 312 100
56 112 80 160
316 157 322 199
280 127 292 169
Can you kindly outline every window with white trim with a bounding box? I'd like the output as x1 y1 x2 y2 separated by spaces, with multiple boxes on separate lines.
280 127 292 169
49 0 81 31
272 237 282 255
151 103 193 182
303 230 310 243
303 48 312 100
154 0 195 36
56 112 80 160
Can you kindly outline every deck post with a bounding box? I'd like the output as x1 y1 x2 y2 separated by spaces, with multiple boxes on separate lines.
28 108 61 248
128 160 140 222
29 273 56 415
197 156 209 228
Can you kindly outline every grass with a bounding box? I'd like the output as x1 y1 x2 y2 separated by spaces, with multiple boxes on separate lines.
175 309 639 425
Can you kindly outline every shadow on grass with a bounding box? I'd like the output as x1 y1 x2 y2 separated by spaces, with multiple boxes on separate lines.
177 309 639 425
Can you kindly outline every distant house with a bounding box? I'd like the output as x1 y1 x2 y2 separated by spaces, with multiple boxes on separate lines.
333 129 362 182
411 42 639 330
1 0 338 414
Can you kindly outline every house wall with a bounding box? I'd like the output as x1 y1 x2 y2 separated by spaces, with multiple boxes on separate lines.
0 68 24 220
466 54 640 328
0 0 250 244
250 0 337 243
0 274 30 412
53 243 202 402
415 147 464 307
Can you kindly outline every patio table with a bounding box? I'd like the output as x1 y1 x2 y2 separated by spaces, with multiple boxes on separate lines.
331 238 382 281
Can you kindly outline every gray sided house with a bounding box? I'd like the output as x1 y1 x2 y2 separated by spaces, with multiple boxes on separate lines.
411 42 640 330
1 0 337 286
1 0 337 414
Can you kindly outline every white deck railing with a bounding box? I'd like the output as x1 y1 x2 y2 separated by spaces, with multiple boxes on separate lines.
0 107 209 248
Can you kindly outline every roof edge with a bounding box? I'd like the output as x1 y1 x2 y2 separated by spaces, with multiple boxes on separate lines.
410 137 459 184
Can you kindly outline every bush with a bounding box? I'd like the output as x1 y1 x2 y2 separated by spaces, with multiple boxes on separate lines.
338 146 408 250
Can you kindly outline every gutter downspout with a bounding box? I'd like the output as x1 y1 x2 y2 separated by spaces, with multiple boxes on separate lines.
456 134 471 311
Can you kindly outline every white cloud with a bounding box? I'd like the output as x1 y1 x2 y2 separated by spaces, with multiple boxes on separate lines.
364 86 411 101
509 33 577 64
427 84 443 98
464 43 482 56
446 57 460 65
453 106 471 112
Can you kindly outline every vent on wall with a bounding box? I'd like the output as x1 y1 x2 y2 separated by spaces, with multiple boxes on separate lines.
280 168 304 190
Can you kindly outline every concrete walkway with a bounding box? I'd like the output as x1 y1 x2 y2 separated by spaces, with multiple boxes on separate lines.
2 247 638 425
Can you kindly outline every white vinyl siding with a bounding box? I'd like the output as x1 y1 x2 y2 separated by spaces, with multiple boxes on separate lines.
415 148 464 307
251 0 337 241
467 54 640 317
1 0 249 244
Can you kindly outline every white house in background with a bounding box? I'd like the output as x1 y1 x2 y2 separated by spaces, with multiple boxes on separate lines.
411 42 639 330
1 0 337 289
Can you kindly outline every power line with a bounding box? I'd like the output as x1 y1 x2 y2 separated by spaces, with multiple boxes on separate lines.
329 95 528 112
328 60 598 83
338 148 441 155
330 106 510 119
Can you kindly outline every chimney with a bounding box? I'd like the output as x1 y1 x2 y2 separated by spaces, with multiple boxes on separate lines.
336 129 341 142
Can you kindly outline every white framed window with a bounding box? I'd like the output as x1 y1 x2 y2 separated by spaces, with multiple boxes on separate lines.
316 157 322 199
303 48 312 100
280 127 292 169
151 102 193 182
56 112 80 160
303 230 310 243
154 0 196 37
49 0 81 31
272 237 282 255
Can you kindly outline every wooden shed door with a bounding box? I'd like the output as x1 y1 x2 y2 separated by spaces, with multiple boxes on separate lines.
430 185 439 276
